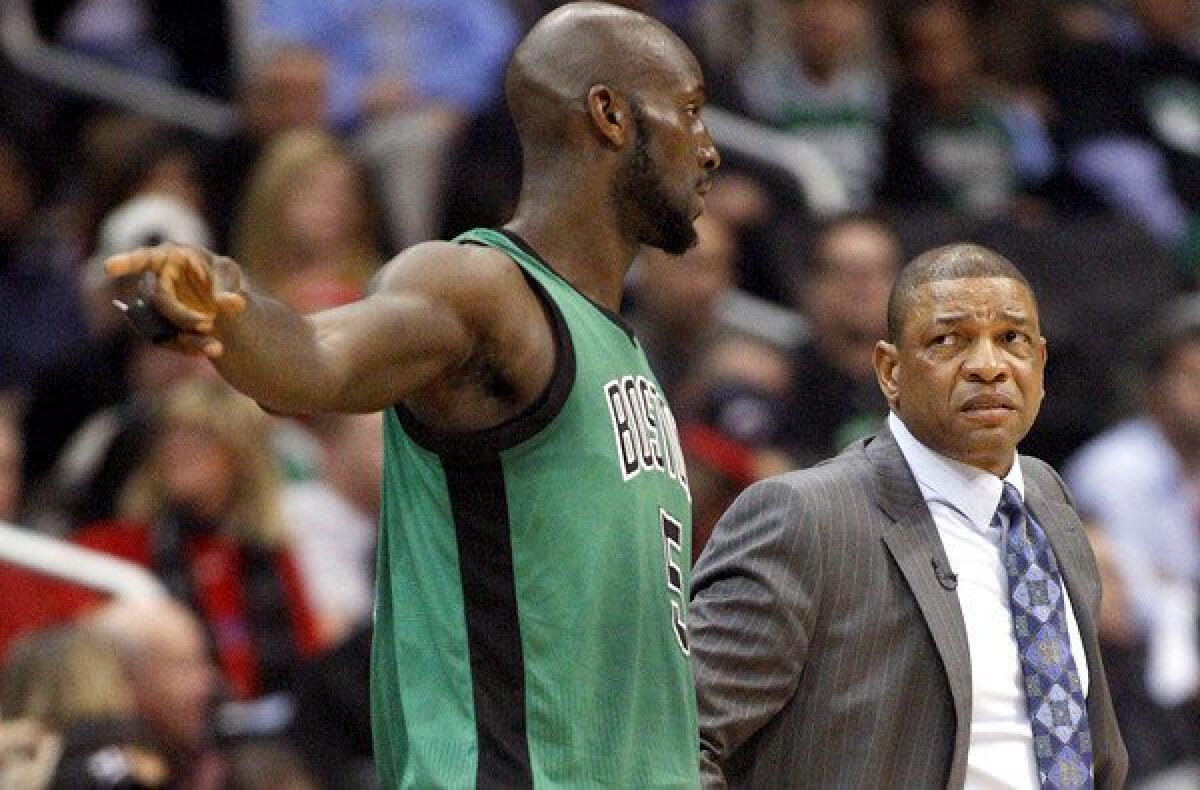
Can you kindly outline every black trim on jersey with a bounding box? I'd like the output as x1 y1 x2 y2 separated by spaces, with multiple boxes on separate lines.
393 244 576 464
498 228 637 344
444 458 533 789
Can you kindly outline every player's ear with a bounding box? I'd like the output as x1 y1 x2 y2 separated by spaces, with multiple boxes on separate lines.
586 85 629 148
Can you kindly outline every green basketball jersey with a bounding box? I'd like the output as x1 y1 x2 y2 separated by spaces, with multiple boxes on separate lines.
370 228 697 788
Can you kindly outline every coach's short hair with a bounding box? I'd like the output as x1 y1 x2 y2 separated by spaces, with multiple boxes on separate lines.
886 243 1033 342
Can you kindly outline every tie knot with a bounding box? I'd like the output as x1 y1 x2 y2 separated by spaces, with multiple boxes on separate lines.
997 482 1025 524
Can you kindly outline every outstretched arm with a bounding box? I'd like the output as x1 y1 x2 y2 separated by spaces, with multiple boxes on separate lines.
105 242 482 415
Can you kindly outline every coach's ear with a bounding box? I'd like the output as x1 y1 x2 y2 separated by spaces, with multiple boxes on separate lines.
586 85 629 149
874 339 900 411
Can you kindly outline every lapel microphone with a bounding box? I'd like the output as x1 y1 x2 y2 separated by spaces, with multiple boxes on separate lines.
931 558 958 590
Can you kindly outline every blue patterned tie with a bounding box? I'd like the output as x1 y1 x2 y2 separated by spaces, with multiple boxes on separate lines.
994 482 1094 789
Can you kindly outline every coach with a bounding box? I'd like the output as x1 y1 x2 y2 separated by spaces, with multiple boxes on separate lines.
689 243 1126 788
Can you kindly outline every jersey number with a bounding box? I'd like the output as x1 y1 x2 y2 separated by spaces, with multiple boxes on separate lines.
660 508 690 654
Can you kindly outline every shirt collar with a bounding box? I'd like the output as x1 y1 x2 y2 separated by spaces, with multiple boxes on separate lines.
888 412 1025 530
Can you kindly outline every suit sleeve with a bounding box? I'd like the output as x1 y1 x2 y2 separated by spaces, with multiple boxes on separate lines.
688 477 823 788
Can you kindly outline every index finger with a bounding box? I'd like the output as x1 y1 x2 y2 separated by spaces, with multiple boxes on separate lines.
104 250 163 278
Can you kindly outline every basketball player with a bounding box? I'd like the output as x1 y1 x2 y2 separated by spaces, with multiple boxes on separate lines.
105 3 719 786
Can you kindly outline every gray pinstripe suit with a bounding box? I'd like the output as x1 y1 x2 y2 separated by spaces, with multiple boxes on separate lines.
689 426 1127 789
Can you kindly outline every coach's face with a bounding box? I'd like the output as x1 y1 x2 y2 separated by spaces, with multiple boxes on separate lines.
875 276 1046 477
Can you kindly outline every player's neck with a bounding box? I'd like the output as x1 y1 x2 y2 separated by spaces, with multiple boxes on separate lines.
506 205 638 312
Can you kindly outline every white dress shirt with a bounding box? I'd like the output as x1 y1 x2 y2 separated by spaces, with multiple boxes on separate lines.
889 413 1089 789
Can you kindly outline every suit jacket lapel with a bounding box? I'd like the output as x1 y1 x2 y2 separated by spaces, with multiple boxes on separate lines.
1020 462 1101 674
866 428 973 781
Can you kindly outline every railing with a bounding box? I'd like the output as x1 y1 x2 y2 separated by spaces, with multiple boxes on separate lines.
0 521 165 599
719 288 808 348
0 0 239 138
704 105 851 219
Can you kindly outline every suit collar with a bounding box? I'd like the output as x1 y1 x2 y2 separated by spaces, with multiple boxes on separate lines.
887 413 1025 532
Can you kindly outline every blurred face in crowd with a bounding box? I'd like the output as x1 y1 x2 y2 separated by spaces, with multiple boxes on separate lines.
1132 0 1200 42
131 603 218 753
138 151 205 214
243 47 328 139
156 425 237 523
0 411 22 523
637 214 734 332
282 155 370 260
788 0 873 79
130 345 217 395
903 1 978 114
0 142 34 244
1149 337 1200 453
803 219 898 379
876 276 1046 477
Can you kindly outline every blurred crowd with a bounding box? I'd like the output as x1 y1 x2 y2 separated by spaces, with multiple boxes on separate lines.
1 0 1199 787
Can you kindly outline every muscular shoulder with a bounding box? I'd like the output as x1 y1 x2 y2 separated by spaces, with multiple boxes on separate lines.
373 241 529 306
371 240 556 422
373 240 545 338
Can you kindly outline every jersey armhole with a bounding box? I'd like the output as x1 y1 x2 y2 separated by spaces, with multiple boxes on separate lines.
391 245 576 462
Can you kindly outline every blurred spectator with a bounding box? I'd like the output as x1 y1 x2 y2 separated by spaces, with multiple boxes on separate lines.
254 0 517 131
1 622 171 788
238 46 330 142
0 397 23 523
282 413 382 646
73 381 323 701
35 0 233 98
681 422 761 564
1 624 135 729
225 739 318 790
773 213 899 467
685 0 782 107
0 135 89 394
255 0 520 246
437 99 522 239
232 129 383 309
880 0 1055 219
0 718 61 790
681 334 792 442
203 44 331 251
1065 294 1200 777
1 116 207 407
1050 0 1200 279
289 623 375 790
1084 522 1193 784
75 116 208 262
0 137 38 262
735 0 888 207
676 334 795 559
627 214 738 403
20 192 214 510
89 597 227 789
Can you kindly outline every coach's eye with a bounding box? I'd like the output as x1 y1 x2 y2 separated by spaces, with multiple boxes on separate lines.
1001 330 1029 344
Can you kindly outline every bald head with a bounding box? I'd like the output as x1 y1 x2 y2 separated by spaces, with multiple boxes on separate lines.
887 243 1033 342
89 597 217 751
505 2 700 156
89 596 206 659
